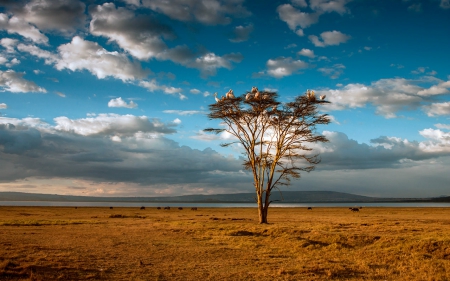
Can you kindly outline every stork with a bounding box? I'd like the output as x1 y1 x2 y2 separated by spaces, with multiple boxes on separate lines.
214 92 220 103
251 86 258 94
226 89 235 99
254 90 260 99
245 92 252 101
320 95 326 100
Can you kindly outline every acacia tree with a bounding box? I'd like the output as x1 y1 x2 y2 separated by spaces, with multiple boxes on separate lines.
205 88 330 224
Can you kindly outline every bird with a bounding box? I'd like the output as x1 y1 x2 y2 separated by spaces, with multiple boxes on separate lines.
272 105 277 112
320 95 326 100
246 92 252 100
263 94 270 100
254 90 260 99
251 86 258 94
226 89 235 99
214 92 220 103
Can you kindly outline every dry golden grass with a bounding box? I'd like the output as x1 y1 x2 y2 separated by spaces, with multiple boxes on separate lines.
1 206 450 280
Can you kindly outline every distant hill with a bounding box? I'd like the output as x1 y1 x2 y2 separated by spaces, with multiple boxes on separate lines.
0 191 440 203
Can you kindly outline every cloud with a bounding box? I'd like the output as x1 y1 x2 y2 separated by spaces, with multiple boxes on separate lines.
190 89 201 94
0 13 48 44
188 52 243 77
277 1 351 35
266 57 308 78
0 38 18 53
139 79 183 96
440 0 450 9
298 48 315 58
108 97 138 109
138 0 251 25
318 77 450 118
55 36 149 81
17 43 58 64
16 0 86 34
0 103 7 109
0 117 244 188
277 4 319 35
163 110 206 116
0 69 46 93
89 3 174 61
229 24 253 42
53 113 176 137
309 30 351 47
318 63 345 79
55 91 65 97
422 102 450 117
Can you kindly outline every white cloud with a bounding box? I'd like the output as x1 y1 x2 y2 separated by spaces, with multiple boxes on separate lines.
435 123 450 130
309 30 351 47
163 110 206 116
277 4 319 35
440 0 450 9
0 70 46 93
108 97 138 109
139 0 251 25
0 38 18 53
188 52 243 77
55 91 66 98
178 93 188 100
54 113 176 137
266 57 308 78
190 89 201 94
17 0 86 34
55 36 149 81
0 13 48 44
417 80 450 96
422 102 450 117
229 24 253 42
139 79 183 96
298 48 315 58
89 3 173 61
309 0 351 14
318 77 450 118
172 118 181 124
0 103 7 109
318 63 345 79
17 43 57 64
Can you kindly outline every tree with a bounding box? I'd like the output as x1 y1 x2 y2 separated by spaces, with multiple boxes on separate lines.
205 88 330 223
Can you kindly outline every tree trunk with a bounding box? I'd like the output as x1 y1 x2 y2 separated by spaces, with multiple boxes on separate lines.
258 204 268 224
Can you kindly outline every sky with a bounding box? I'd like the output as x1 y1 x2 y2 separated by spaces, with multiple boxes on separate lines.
0 0 450 198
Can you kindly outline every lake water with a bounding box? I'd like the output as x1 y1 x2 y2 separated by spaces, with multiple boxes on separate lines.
0 201 449 208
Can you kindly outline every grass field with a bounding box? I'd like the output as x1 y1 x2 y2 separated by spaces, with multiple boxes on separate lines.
0 206 449 280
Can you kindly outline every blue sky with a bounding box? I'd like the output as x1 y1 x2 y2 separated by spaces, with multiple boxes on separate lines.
1 0 450 198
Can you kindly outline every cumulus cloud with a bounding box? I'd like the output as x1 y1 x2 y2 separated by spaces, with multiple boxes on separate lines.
138 0 251 25
309 30 351 47
277 4 319 36
266 57 308 78
0 13 48 44
422 102 450 117
89 3 174 61
55 36 149 81
317 77 450 118
298 48 315 58
53 113 176 137
440 0 450 9
229 24 253 42
0 69 46 93
0 103 7 109
0 116 244 189
163 110 206 116
0 38 18 53
277 1 351 35
190 89 201 94
139 79 183 96
17 43 57 64
318 63 345 79
108 97 138 109
16 0 86 34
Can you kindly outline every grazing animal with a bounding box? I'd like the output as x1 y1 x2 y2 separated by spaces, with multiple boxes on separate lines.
320 95 326 100
157 207 161 210
110 207 113 209
164 206 170 210
178 207 183 210
75 207 77 209
191 207 198 211
140 206 145 210
350 207 359 212
307 207 312 210
214 92 220 103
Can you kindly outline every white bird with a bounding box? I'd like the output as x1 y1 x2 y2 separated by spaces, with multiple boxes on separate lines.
254 90 260 99
251 86 258 94
246 92 252 100
320 95 326 100
214 92 220 103
272 105 277 112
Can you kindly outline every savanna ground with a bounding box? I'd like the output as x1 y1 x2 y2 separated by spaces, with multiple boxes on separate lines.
0 206 449 281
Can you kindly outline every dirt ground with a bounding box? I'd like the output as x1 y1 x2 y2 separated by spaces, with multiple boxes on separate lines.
0 206 449 280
